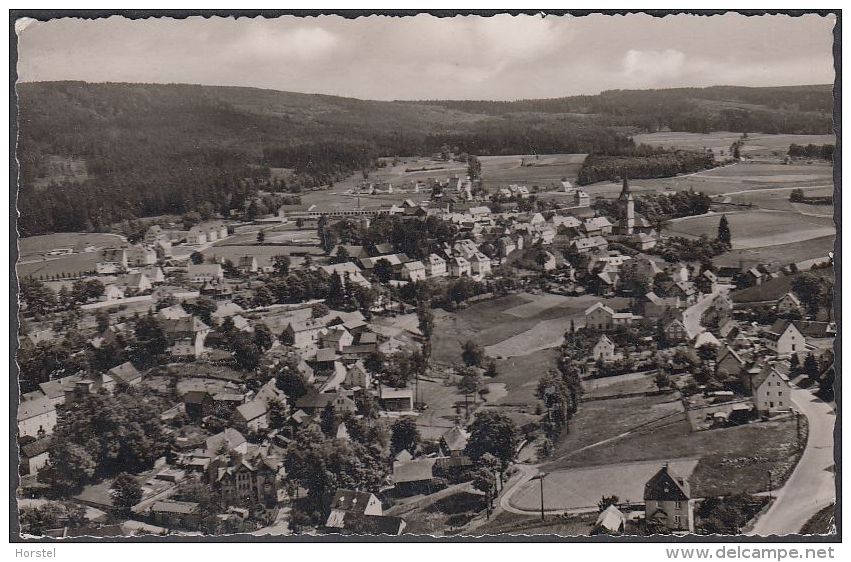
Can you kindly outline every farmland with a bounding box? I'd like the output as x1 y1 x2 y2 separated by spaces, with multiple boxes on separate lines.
17 232 127 278
667 210 835 250
634 132 835 159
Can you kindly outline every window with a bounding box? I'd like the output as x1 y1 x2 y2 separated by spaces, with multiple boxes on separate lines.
674 515 682 525
675 501 682 509
770 401 775 408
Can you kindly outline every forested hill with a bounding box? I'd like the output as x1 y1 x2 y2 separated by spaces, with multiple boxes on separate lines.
405 84 834 134
16 81 833 236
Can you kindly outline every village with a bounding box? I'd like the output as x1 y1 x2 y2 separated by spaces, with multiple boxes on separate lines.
16 146 836 538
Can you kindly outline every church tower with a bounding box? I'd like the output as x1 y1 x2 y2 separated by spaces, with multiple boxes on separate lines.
618 175 635 235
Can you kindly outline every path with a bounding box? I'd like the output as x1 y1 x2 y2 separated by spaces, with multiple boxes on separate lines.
747 389 835 536
681 289 722 339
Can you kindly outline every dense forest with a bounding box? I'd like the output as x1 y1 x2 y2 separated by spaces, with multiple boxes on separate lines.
577 147 716 185
17 82 833 235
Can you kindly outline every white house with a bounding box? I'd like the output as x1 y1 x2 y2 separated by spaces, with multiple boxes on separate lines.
17 395 57 439
469 253 492 276
187 264 224 284
747 364 792 414
425 254 447 277
592 335 617 362
584 302 641 331
401 260 427 282
765 320 805 357
186 226 208 245
776 292 803 315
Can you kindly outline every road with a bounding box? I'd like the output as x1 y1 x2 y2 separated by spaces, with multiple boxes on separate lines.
747 388 836 536
681 289 722 339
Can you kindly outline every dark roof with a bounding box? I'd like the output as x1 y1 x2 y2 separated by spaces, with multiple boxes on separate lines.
330 489 376 514
392 459 436 484
20 436 53 458
108 361 141 384
644 465 690 501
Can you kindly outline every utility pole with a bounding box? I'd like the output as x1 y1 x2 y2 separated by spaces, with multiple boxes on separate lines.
767 471 773 501
538 472 548 521
796 410 802 446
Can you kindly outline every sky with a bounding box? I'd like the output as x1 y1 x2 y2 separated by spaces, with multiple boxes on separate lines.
16 13 836 101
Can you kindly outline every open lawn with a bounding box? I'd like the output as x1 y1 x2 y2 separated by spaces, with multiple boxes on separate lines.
479 153 587 189
402 490 487 535
17 251 102 278
19 232 126 257
667 210 835 250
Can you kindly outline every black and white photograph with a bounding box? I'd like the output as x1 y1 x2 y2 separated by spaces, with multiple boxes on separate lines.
10 9 839 542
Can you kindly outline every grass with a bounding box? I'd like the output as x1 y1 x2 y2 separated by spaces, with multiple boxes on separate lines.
712 235 835 270
543 389 804 498
402 491 487 535
633 132 835 159
799 504 836 535
468 510 598 536
667 210 835 249
731 269 835 303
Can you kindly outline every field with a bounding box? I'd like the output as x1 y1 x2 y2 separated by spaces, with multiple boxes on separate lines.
540 387 803 499
478 154 587 189
470 510 598 536
511 458 700 511
712 236 835 270
667 210 835 250
17 231 129 278
633 132 835 159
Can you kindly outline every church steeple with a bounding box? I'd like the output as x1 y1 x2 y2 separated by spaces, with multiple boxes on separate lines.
618 174 635 235
619 175 633 200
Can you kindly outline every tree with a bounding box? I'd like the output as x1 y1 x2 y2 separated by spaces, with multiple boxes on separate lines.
373 258 394 283
484 361 498 378
457 367 483 398
803 352 819 379
268 399 288 430
311 302 330 318
45 442 97 496
416 301 434 340
461 339 484 368
276 365 308 402
253 323 274 352
464 410 519 472
326 272 346 309
131 312 167 366
189 251 205 265
280 323 296 346
95 310 110 333
20 277 57 315
654 369 671 390
717 215 731 248
791 273 825 316
272 255 291 276
598 495 620 511
471 467 497 518
257 230 266 244
390 417 421 456
110 473 143 516
229 332 262 371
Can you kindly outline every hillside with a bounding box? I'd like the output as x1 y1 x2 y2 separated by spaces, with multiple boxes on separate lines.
15 81 834 236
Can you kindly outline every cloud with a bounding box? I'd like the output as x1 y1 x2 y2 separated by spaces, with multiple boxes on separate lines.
621 49 687 83
226 26 340 63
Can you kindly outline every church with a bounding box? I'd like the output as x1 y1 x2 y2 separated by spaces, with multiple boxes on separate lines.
612 177 658 247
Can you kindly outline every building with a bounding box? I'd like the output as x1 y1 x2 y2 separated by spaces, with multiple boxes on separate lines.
449 256 471 277
108 362 143 386
380 387 414 412
592 504 627 535
233 400 269 432
764 320 805 357
584 302 642 331
592 335 617 362
238 256 259 273
615 177 635 235
425 254 447 277
664 319 689 344
19 436 52 475
644 464 694 533
469 253 492 276
162 316 211 359
186 226 208 245
212 452 278 506
187 264 224 284
745 364 792 414
17 395 57 438
115 273 153 293
325 489 407 535
126 246 158 267
440 426 470 458
776 292 803 315
400 260 426 282
97 248 128 274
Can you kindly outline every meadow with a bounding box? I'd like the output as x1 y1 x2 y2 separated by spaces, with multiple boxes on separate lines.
633 131 835 159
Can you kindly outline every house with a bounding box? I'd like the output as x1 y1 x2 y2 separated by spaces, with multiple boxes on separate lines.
325 489 407 535
295 390 356 416
584 302 641 331
469 253 492 276
321 326 354 352
664 319 689 344
593 335 617 362
187 264 224 284
539 251 557 272
644 464 694 532
139 266 165 284
440 426 469 458
400 260 426 282
17 395 57 438
716 346 747 380
144 225 167 245
238 256 259 273
147 500 202 530
108 362 143 386
126 246 157 267
210 302 246 325
186 226 208 245
583 216 613 236
115 273 153 293
764 320 805 357
498 237 517 258
212 452 278 506
345 362 372 389
233 400 269 432
100 284 125 302
320 262 371 288
449 256 471 277
380 387 414 412
592 504 626 535
425 254 447 277
572 236 608 254
162 316 211 359
745 364 792 414
776 292 803 315
392 458 437 494
19 436 52 475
